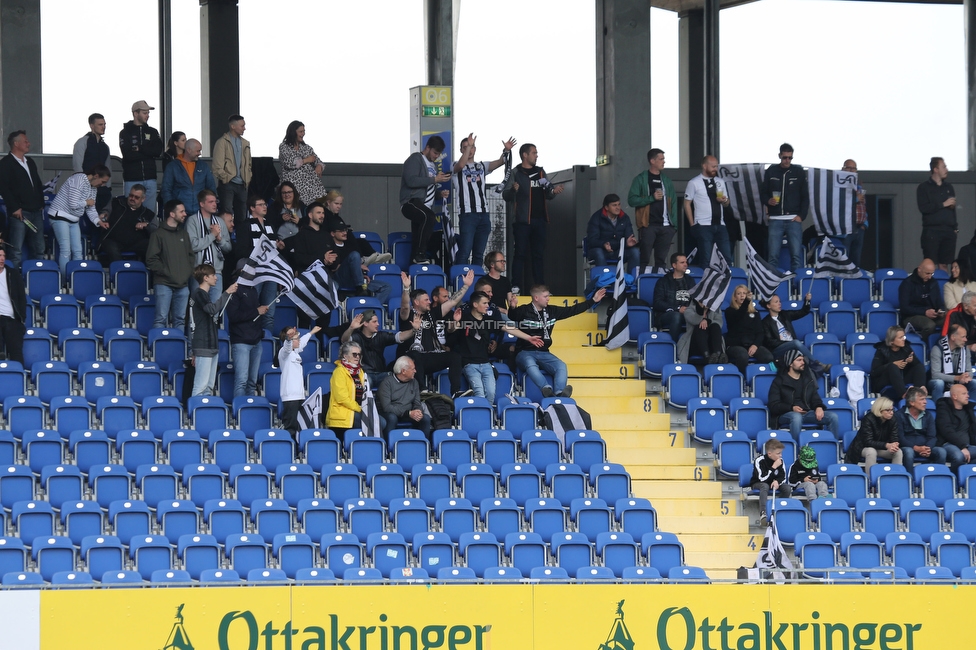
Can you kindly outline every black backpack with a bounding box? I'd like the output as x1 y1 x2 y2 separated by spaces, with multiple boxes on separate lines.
422 393 454 431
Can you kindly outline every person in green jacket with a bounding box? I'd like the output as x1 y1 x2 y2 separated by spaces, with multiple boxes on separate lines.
627 148 677 272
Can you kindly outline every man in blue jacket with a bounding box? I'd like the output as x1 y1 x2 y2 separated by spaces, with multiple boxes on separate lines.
586 193 639 277
896 386 945 471
161 138 216 211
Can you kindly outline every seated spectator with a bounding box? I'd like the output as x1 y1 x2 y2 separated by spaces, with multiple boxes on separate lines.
942 290 976 349
327 341 378 437
272 181 304 240
97 184 154 263
929 323 976 398
651 253 693 341
895 386 946 472
377 356 432 439
0 249 26 364
160 138 216 211
845 396 902 471
944 258 976 310
278 325 321 436
343 281 420 386
324 219 391 303
321 190 391 267
586 193 640 278
47 165 112 274
678 299 726 364
323 189 345 234
751 438 790 527
449 291 543 405
724 285 773 373
789 445 828 500
767 349 840 441
898 258 945 340
760 293 830 376
870 326 926 400
936 384 976 470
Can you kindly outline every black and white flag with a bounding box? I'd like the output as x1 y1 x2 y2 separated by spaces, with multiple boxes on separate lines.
744 237 794 301
297 387 323 432
755 517 794 584
808 167 858 237
238 235 296 290
442 212 459 267
688 245 732 312
287 261 341 320
685 247 698 267
717 163 767 225
360 393 383 438
605 238 630 350
814 237 861 279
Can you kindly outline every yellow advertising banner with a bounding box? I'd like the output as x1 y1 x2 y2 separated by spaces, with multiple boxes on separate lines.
40 584 976 649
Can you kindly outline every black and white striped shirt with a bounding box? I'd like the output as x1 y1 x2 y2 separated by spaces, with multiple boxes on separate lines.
454 161 490 214
424 158 437 208
248 215 275 244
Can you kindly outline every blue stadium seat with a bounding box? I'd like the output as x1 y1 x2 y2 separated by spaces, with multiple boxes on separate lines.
81 535 125 578
321 533 363 573
85 295 124 339
52 570 95 586
253 429 295 473
148 328 188 368
546 463 587 507
204 499 247 542
642 532 685 576
183 464 226 508
455 463 498 505
273 532 316 579
344 498 385 543
293 567 336 584
828 464 868 504
639 332 675 378
109 500 152 543
251 499 293 541
225 533 269 576
794 531 835 578
885 532 927 576
128 534 173 579
704 364 744 405
714 431 753 478
32 360 70 406
506 532 547 576
566 430 605 471
413 463 453 507
229 464 272 505
33 536 76 581
187 396 229 435
298 429 340 468
22 328 54 371
945 499 976 542
366 531 409 578
156 500 200 545
199 568 241 584
915 464 956 508
857 498 898 540
769 498 808 544
668 566 710 583
122 363 164 407
110 261 149 304
662 364 701 408
433 429 473 473
810 497 853 543
551 531 593 576
839 531 882 570
77 361 118 406
89 464 132 508
22 429 64 474
41 465 84 510
435 497 477 543
142 396 184 436
24 260 61 305
42 295 80 337
388 498 431 543
590 463 631 503
116 429 159 473
320 464 363 506
150 569 192 585
570 497 612 543
901 498 943 542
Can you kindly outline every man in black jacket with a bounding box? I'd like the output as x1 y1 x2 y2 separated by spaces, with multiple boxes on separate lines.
761 143 809 273
509 284 606 398
97 185 155 263
917 157 957 273
119 100 163 211
767 349 839 441
226 259 268 398
284 203 334 273
936 384 976 470
652 253 694 340
898 259 945 340
0 249 27 363
0 131 46 270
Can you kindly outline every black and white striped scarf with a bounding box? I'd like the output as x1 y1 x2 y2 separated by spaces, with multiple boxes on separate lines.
941 336 966 375
199 212 221 266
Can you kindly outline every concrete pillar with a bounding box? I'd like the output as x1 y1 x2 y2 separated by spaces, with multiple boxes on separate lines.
200 0 240 155
679 5 720 166
0 0 42 151
967 0 976 170
159 0 173 142
424 0 457 86
594 0 652 206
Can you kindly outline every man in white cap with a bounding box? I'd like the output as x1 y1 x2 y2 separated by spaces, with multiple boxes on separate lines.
119 100 164 211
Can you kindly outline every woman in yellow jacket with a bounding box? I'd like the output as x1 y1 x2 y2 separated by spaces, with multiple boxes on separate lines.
326 341 369 435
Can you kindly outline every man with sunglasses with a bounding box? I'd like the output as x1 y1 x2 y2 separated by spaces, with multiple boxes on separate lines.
761 143 809 273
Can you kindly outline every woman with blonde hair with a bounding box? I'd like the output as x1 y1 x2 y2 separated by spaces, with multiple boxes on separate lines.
724 284 774 373
846 396 902 470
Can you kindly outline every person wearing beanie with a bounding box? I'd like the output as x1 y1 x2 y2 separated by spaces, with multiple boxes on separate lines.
767 348 840 441
789 445 829 499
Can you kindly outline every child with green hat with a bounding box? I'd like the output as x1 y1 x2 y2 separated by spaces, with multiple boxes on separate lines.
789 445 829 499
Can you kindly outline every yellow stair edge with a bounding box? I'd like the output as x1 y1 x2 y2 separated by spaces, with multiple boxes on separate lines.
581 396 662 414
567 380 647 397
641 499 728 517
685 551 759 567
628 466 710 480
633 480 723 499
657 516 750 535
596 413 670 431
567 363 638 378
679 535 759 554
608 447 694 464
600 430 675 448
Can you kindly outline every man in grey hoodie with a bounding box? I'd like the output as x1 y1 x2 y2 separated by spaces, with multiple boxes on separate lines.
399 135 451 265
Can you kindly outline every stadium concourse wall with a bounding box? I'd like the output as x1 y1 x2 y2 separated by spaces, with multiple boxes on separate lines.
0 584 971 648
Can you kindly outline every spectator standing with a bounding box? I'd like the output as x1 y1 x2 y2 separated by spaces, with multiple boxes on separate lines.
944 259 976 310
684 155 733 267
767 349 840 441
219 210 238 289
278 120 326 205
377 356 431 438
751 438 790 527
239 196 280 331
226 259 267 397
725 285 774 373
186 189 232 302
98 184 154 263
508 285 606 398
0 131 46 269
400 136 451 265
898 258 945 340
917 156 957 273
146 200 195 330
846 396 902 470
896 386 946 472
343 284 421 387
0 249 26 363
119 100 163 210
627 148 676 273
761 143 809 273
188 264 237 396
327 341 373 437
841 159 868 268
482 251 517 316
502 143 564 290
586 193 640 278
211 115 251 224
161 131 186 170
161 138 216 211
929 323 976 398
452 134 516 265
48 166 112 274
72 113 112 212
936 384 976 470
870 326 926 400
652 253 694 341
279 325 321 435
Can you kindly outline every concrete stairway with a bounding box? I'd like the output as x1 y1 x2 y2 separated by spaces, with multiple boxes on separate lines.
547 297 755 580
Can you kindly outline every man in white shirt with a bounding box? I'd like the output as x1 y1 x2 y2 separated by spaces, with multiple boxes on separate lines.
684 155 733 267
278 325 322 435
0 248 27 364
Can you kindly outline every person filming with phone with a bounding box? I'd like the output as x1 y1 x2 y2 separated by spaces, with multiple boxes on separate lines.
899 258 946 340
871 326 927 400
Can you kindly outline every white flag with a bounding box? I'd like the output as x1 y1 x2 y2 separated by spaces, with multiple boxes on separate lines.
604 238 630 350
297 387 322 432
755 518 794 584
